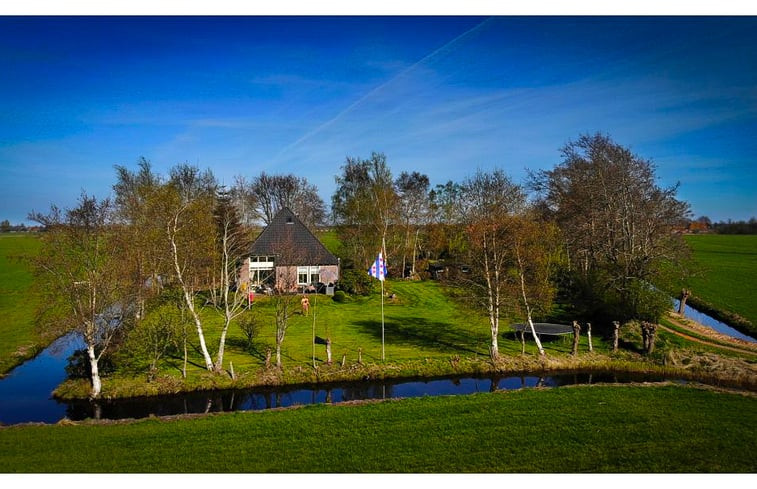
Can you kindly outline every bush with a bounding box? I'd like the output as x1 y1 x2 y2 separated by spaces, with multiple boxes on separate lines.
237 310 262 348
332 290 350 303
337 268 375 296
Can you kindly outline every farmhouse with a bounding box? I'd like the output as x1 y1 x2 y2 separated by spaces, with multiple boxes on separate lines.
239 207 339 292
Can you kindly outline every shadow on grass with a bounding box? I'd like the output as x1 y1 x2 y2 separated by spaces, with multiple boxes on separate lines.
353 316 486 356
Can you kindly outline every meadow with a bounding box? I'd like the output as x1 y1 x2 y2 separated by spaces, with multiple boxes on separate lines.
0 384 754 472
0 233 50 374
683 234 757 328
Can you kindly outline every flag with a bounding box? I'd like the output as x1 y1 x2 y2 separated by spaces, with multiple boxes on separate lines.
368 252 387 281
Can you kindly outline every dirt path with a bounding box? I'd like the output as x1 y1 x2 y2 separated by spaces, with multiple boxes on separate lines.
662 313 757 356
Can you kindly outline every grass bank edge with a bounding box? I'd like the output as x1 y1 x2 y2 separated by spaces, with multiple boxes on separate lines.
53 350 757 401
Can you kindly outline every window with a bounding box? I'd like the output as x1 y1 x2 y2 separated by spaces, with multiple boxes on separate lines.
297 266 320 285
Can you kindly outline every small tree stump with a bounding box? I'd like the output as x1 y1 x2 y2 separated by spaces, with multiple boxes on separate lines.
358 347 362 365
341 354 347 367
612 321 620 352
571 321 581 356
326 338 332 365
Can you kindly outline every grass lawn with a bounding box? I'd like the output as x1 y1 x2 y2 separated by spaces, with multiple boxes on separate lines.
59 278 612 398
0 384 754 472
684 234 757 326
0 233 49 374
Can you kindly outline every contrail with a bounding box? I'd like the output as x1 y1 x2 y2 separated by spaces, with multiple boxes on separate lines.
269 17 494 163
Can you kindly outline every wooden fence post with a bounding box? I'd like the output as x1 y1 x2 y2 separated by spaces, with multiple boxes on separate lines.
612 321 620 352
679 289 690 317
571 321 581 356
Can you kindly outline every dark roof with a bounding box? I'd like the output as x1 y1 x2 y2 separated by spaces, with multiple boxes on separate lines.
249 207 339 266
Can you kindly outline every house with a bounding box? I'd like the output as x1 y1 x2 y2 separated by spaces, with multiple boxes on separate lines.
239 207 339 293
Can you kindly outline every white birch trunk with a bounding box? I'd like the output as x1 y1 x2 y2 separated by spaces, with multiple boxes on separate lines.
517 247 545 356
87 343 102 398
169 215 214 371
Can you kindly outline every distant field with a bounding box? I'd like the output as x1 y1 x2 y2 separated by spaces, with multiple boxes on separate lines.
1 385 754 472
0 233 46 374
684 234 757 326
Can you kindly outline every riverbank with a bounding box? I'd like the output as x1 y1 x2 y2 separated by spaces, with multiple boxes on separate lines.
2 384 755 472
0 233 56 376
53 346 757 401
682 234 757 336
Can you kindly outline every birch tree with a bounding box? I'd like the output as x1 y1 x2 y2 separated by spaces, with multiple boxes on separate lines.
459 170 526 359
395 171 430 277
112 158 167 320
29 194 128 398
163 165 218 371
509 215 561 356
209 188 251 371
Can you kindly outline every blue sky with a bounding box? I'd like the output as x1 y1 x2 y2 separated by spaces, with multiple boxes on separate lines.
1 16 756 224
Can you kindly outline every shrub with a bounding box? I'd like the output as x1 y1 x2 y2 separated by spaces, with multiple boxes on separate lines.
337 268 375 296
332 290 350 303
238 310 262 348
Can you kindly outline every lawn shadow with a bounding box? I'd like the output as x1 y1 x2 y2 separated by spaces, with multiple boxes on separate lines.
352 316 486 355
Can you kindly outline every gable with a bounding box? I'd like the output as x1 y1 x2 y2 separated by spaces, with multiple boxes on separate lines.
249 207 339 266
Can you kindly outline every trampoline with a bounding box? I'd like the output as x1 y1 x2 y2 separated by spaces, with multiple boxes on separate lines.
510 323 573 335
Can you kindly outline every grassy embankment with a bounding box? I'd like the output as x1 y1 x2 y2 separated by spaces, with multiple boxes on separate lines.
56 272 757 399
683 234 757 335
1 384 755 472
0 233 52 375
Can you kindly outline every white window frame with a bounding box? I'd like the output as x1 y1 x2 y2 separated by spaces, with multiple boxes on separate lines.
297 266 320 285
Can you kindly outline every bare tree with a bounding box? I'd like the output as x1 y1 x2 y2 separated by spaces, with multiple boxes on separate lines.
230 174 260 228
395 171 430 277
459 170 526 359
248 172 326 229
269 237 306 368
163 165 218 371
112 158 167 321
209 188 251 371
332 152 398 268
530 133 691 322
29 194 128 397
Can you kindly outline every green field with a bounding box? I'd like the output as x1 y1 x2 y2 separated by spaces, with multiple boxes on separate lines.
0 384 754 472
684 234 757 327
0 233 49 374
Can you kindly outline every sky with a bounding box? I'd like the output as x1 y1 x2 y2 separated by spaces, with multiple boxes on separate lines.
1 14 756 224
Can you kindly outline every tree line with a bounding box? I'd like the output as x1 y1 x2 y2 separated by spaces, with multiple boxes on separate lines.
330 133 691 358
28 133 692 397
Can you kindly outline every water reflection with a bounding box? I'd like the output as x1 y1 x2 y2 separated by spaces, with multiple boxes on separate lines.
58 371 679 424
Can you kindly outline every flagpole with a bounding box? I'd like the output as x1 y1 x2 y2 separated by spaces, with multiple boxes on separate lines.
381 278 385 361
312 291 316 369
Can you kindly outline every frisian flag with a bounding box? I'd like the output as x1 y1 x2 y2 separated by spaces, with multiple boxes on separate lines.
368 252 387 281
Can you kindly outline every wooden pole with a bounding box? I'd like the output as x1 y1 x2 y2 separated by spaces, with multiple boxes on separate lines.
612 321 620 352
571 320 581 356
587 322 593 352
